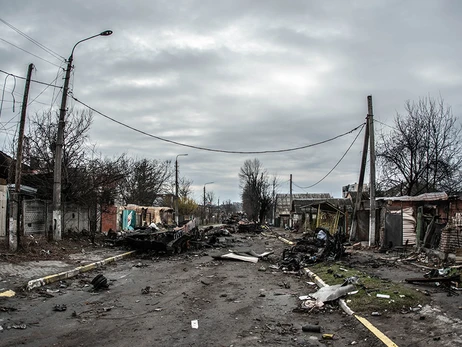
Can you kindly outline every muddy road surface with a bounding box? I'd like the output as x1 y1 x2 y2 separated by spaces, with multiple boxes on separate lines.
1 230 459 346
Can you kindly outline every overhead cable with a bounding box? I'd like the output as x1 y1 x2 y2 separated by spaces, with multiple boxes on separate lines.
0 73 16 118
293 123 365 190
72 95 365 155
0 38 62 68
0 69 62 89
0 17 65 61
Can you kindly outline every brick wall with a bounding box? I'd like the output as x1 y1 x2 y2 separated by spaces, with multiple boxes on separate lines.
439 225 462 253
101 205 118 233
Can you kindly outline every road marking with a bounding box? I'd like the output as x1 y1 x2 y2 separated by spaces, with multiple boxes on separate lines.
355 314 399 347
304 267 398 346
26 251 136 290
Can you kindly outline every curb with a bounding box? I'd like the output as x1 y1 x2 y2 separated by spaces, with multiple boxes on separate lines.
26 250 136 291
303 267 398 347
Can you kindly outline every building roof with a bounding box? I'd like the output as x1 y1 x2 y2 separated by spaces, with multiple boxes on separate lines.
299 200 345 214
376 192 448 202
275 193 332 216
295 198 352 212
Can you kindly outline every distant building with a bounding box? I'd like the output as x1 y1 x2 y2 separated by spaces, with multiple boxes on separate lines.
342 183 369 198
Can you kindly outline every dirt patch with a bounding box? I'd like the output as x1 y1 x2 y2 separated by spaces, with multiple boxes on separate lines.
0 233 108 264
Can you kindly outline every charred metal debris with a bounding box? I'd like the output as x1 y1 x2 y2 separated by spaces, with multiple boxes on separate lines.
280 228 347 271
107 219 268 255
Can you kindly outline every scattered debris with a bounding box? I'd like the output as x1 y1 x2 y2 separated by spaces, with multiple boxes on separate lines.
9 324 27 330
191 319 199 329
212 252 259 263
91 274 109 290
405 271 460 295
134 262 149 268
53 304 67 312
280 229 346 270
302 324 321 333
0 290 15 298
376 294 390 299
141 286 151 294
310 283 356 303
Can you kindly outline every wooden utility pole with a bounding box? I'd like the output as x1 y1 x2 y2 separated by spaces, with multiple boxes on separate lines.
9 63 33 251
368 95 377 246
349 102 370 241
289 174 293 228
272 179 276 225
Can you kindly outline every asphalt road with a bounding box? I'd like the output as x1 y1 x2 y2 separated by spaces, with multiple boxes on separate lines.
1 230 460 346
1 232 374 347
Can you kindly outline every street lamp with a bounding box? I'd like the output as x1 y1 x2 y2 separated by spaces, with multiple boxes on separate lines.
52 30 113 241
175 154 188 225
203 182 214 225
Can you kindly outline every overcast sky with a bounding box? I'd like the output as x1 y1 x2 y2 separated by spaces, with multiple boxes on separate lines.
1 0 461 203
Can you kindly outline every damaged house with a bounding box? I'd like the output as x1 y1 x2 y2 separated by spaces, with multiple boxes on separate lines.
274 193 332 228
353 191 462 261
294 198 353 235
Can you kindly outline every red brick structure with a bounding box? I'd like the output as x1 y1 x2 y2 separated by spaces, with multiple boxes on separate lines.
439 225 462 253
101 205 118 233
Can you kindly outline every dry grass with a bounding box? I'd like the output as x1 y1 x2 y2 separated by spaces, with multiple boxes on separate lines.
308 262 431 313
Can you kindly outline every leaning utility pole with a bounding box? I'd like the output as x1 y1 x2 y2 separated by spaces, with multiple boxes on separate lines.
349 100 370 242
9 63 33 251
53 55 73 241
368 95 377 246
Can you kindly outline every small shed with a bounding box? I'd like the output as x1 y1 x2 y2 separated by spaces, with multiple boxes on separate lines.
377 192 449 248
299 200 346 234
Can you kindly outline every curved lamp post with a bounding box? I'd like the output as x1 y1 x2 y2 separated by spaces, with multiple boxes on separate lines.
175 154 188 225
203 182 214 225
52 30 113 241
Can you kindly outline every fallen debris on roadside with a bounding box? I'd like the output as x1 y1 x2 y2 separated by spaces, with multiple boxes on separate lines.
279 228 346 270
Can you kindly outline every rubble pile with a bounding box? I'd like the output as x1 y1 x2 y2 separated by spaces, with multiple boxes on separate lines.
280 228 346 271
237 221 269 233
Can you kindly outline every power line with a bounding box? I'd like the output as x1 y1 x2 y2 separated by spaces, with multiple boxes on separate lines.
0 73 16 117
293 123 366 190
0 17 65 62
28 69 63 107
72 95 365 155
0 37 62 68
375 119 397 131
0 69 62 89
1 72 63 107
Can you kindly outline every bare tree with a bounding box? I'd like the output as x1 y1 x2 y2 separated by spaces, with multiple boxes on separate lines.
23 109 94 202
377 96 462 195
239 159 276 223
119 158 172 205
178 177 193 200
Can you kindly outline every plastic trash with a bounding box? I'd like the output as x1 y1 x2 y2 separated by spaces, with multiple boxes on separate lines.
376 294 390 299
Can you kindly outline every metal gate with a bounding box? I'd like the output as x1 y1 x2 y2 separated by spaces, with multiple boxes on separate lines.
385 212 403 248
23 199 48 234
